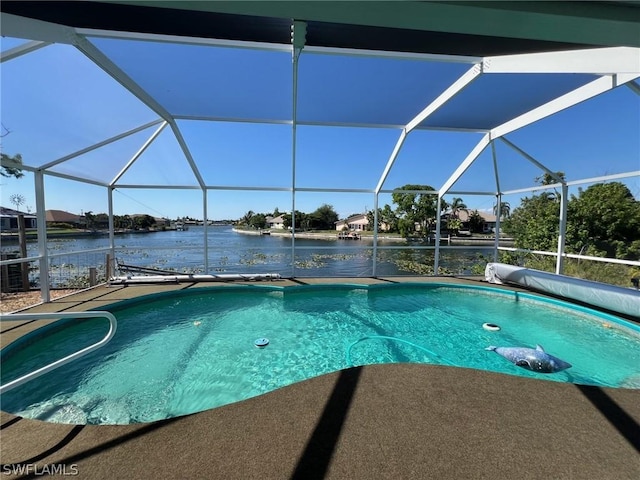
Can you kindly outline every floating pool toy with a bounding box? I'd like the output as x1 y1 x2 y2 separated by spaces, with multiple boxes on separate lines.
486 344 572 373
254 338 269 348
482 323 501 331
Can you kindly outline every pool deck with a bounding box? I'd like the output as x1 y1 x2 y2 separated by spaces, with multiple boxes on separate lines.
1 277 639 479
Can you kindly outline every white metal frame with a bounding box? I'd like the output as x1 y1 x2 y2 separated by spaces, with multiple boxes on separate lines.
1 11 639 298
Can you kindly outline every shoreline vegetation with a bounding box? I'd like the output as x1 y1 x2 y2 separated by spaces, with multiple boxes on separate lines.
1 225 514 246
0 227 179 242
231 227 514 246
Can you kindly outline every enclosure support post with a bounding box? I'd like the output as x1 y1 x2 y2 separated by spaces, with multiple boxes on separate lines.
372 193 379 276
35 170 50 303
203 188 209 273
434 196 443 275
290 61 298 278
17 214 29 291
290 21 306 278
494 193 502 263
106 253 112 280
491 141 501 262
556 184 569 274
108 186 115 269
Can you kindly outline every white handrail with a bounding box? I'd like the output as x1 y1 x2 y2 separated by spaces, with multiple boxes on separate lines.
0 311 117 394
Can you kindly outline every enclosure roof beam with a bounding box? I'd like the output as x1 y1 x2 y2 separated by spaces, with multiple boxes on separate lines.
39 120 164 170
491 73 640 139
483 47 640 74
627 81 640 96
0 40 51 63
73 33 174 123
498 137 564 185
0 12 75 44
565 171 640 188
499 170 640 195
114 185 202 190
76 27 292 53
169 121 206 190
376 63 483 194
491 141 501 194
110 122 168 186
375 130 407 195
439 133 491 196
303 45 480 63
72 32 211 187
406 63 482 133
40 169 110 188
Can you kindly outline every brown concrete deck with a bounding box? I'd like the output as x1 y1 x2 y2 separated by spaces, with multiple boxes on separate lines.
1 278 639 479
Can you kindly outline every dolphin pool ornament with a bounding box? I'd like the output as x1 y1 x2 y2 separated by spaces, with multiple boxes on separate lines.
486 344 572 373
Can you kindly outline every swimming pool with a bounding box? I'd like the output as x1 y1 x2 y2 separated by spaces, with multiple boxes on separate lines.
1 283 639 425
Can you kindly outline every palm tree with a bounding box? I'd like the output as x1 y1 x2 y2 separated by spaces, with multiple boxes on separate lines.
450 197 467 218
493 201 511 219
240 210 254 226
535 171 566 201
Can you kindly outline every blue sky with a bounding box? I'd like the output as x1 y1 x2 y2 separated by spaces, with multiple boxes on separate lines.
1 36 638 221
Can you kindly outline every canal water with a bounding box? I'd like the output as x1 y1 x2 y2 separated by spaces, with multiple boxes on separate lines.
2 225 494 285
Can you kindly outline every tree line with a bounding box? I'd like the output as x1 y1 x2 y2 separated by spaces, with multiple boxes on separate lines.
503 174 640 260
237 184 488 236
237 178 640 267
238 205 340 231
81 212 157 231
367 185 485 237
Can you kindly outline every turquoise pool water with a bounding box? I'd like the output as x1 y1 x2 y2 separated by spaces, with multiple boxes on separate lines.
1 284 639 425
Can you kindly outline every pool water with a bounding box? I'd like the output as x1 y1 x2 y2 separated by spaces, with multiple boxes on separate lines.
1 284 639 425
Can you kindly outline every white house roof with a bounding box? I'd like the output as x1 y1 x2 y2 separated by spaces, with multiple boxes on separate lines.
266 215 285 223
457 210 497 223
336 213 368 224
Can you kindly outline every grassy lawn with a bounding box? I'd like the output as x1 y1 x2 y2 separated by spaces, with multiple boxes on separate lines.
1 228 89 238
